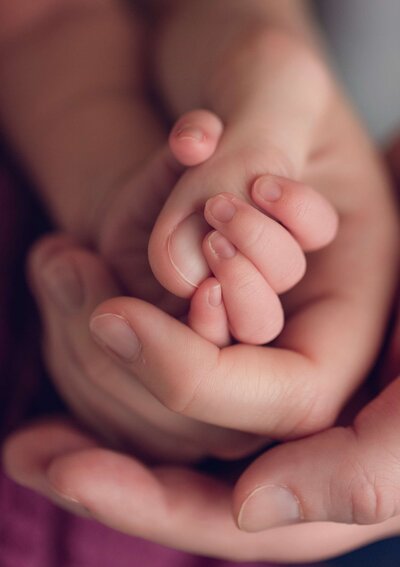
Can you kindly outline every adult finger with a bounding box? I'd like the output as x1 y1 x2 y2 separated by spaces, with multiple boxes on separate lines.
89 295 322 437
29 235 264 460
4 419 399 562
235 377 400 530
2 419 97 517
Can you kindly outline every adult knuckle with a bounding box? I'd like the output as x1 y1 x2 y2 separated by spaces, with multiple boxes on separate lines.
332 429 399 526
346 462 394 524
161 377 199 414
160 358 209 416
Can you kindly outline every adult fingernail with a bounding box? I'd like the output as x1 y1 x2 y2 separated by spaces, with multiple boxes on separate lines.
49 485 92 517
207 195 236 223
168 213 211 287
208 231 236 259
47 468 92 517
253 176 282 202
238 485 302 532
175 124 204 142
41 257 84 312
90 314 141 362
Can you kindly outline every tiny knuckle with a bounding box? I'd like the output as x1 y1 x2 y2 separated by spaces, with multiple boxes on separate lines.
233 270 259 294
293 197 311 222
232 320 269 344
277 251 306 292
243 220 267 251
260 146 296 179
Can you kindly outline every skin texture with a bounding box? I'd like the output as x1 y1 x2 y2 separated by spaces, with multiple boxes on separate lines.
0 3 397 439
3 215 400 563
1 0 400 562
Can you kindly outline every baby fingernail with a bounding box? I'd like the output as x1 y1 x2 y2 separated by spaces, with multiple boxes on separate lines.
253 176 282 202
238 485 302 532
208 232 236 259
208 283 222 307
90 314 141 362
168 213 211 287
175 124 204 142
42 257 84 312
208 195 236 223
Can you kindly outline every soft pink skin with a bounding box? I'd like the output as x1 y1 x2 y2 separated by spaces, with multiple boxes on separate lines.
188 277 230 348
3 227 400 563
19 212 266 465
1 1 400 563
169 109 224 167
160 110 339 347
3 133 399 563
197 182 337 345
1 0 397 443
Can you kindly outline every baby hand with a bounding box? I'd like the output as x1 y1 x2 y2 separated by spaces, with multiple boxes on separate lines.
189 178 338 346
152 109 338 346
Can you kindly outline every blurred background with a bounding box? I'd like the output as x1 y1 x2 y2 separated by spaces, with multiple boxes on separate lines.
318 0 400 145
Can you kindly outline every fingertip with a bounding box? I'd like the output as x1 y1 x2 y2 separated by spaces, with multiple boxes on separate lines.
169 109 223 166
251 176 283 204
230 303 284 346
149 212 211 298
202 233 285 345
188 277 231 347
47 447 166 528
2 420 96 498
236 484 303 532
251 175 339 251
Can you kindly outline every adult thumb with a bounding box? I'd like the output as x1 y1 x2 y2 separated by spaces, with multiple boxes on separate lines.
235 377 400 530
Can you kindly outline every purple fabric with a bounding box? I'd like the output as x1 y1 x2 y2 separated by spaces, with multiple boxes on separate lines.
0 163 311 567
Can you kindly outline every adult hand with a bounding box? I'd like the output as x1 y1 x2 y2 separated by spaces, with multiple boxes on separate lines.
231 135 400 533
15 164 264 463
2 1 398 440
0 0 176 311
0 0 223 319
3 138 399 562
86 26 399 443
3 302 399 563
2 0 262 462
